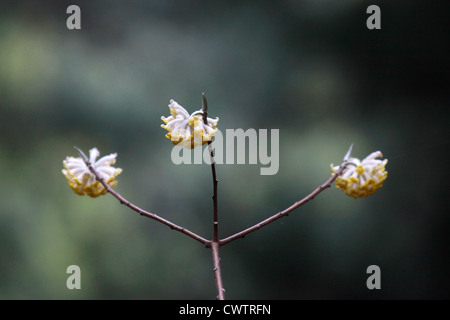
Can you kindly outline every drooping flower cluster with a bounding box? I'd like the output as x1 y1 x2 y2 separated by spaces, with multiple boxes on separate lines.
62 148 122 198
161 99 219 149
331 151 388 198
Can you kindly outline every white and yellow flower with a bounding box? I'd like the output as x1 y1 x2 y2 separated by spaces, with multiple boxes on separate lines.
161 99 219 149
331 151 388 198
62 147 122 198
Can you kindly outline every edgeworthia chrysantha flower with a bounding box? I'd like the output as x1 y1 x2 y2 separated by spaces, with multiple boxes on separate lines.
62 147 122 198
161 99 219 149
331 151 388 198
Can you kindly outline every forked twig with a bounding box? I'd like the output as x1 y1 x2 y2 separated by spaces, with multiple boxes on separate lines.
75 115 352 300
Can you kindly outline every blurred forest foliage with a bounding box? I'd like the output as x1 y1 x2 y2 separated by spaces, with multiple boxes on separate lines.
0 0 448 299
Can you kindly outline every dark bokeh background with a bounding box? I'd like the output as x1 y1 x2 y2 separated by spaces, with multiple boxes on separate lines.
0 0 448 299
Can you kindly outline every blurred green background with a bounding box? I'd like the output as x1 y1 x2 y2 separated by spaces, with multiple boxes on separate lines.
0 0 448 299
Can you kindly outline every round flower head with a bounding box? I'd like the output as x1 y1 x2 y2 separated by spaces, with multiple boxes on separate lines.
161 99 219 149
62 148 122 198
331 151 388 198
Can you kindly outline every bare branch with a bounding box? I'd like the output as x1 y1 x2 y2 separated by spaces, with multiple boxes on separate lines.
85 161 210 246
202 93 224 299
219 162 349 246
211 241 225 300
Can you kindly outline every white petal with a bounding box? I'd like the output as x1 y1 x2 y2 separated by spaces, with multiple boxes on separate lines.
169 100 190 118
207 117 219 127
363 151 382 161
362 159 381 167
95 154 117 167
342 167 355 179
89 148 100 163
97 166 116 176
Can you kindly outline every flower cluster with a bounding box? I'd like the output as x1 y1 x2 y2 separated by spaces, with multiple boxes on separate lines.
161 99 219 149
331 151 388 198
62 148 122 198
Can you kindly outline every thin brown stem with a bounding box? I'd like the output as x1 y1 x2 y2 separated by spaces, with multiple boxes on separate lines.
207 142 219 242
207 140 224 299
219 163 349 246
202 93 225 299
211 241 225 300
86 162 210 246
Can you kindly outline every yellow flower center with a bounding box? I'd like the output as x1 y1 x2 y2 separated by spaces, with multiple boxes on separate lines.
355 164 365 175
189 116 200 127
